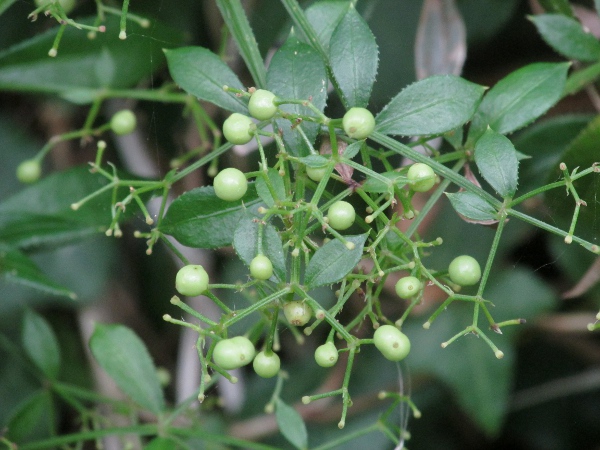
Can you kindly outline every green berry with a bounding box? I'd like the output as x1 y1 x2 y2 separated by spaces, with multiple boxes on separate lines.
448 255 481 286
314 342 338 368
213 339 243 370
110 110 137 135
223 113 254 145
230 336 256 365
327 200 356 231
395 276 422 299
306 166 328 182
407 163 436 192
16 159 42 183
283 301 312 326
250 255 273 280
253 351 280 378
373 325 411 362
213 168 248 201
342 107 375 140
248 89 278 120
175 264 209 297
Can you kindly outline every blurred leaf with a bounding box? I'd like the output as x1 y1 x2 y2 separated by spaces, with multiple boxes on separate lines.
89 323 165 414
22 309 61 379
415 0 466 79
539 0 574 16
159 184 262 248
275 398 308 450
165 46 247 114
304 234 367 288
304 0 350 52
468 62 570 142
0 17 182 98
362 171 408 193
256 168 287 208
0 246 75 299
267 36 327 157
564 60 600 96
6 390 52 443
0 166 148 249
530 14 600 62
0 0 17 16
329 6 378 108
145 437 183 450
596 0 600 15
233 216 287 282
446 191 497 222
375 75 485 136
474 128 519 198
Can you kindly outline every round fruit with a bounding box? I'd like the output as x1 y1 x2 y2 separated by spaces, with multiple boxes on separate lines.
213 339 243 370
230 336 256 365
250 255 273 280
407 163 435 192
213 168 248 201
327 200 356 230
314 342 338 368
253 351 280 378
248 89 278 120
16 159 42 183
342 107 375 140
395 276 422 299
223 113 254 145
373 325 411 361
448 255 481 286
306 165 328 182
175 264 209 297
283 301 312 326
35 0 75 14
110 110 137 135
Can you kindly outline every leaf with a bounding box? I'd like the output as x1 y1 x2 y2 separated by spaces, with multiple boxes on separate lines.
539 0 574 17
564 60 600 96
329 6 378 108
275 398 308 450
216 0 266 89
0 17 182 98
22 309 61 379
233 217 287 282
0 246 75 299
304 0 351 52
474 128 519 198
0 0 17 16
415 0 466 79
530 14 600 62
468 62 570 142
298 155 329 168
6 391 52 443
342 141 362 160
89 323 165 414
165 46 247 114
267 36 328 157
304 234 367 288
0 166 148 249
446 191 498 223
361 171 408 193
256 168 287 208
375 75 485 136
159 184 262 248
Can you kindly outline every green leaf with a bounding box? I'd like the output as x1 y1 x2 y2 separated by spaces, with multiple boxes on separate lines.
275 398 308 450
0 166 147 248
304 0 350 52
0 0 17 16
6 391 52 443
361 171 408 193
267 36 328 157
474 128 519 198
538 0 574 16
342 141 362 160
22 309 61 379
0 246 75 299
304 234 367 288
0 17 182 98
89 323 165 414
564 60 600 96
468 62 570 142
329 6 378 108
216 0 266 89
596 0 600 16
375 75 485 136
159 184 262 248
165 46 247 114
530 14 600 62
233 216 287 282
256 168 287 208
446 191 498 222
298 155 329 168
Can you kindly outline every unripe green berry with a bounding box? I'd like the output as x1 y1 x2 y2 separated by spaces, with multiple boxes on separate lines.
253 351 280 378
373 325 411 361
283 301 312 326
395 276 422 299
110 110 137 135
306 166 328 182
223 113 254 145
16 159 42 183
342 107 375 140
230 336 256 364
327 200 356 230
250 255 273 280
407 163 436 192
175 264 209 297
213 339 244 370
448 255 481 286
213 168 248 201
314 342 338 368
248 89 278 120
